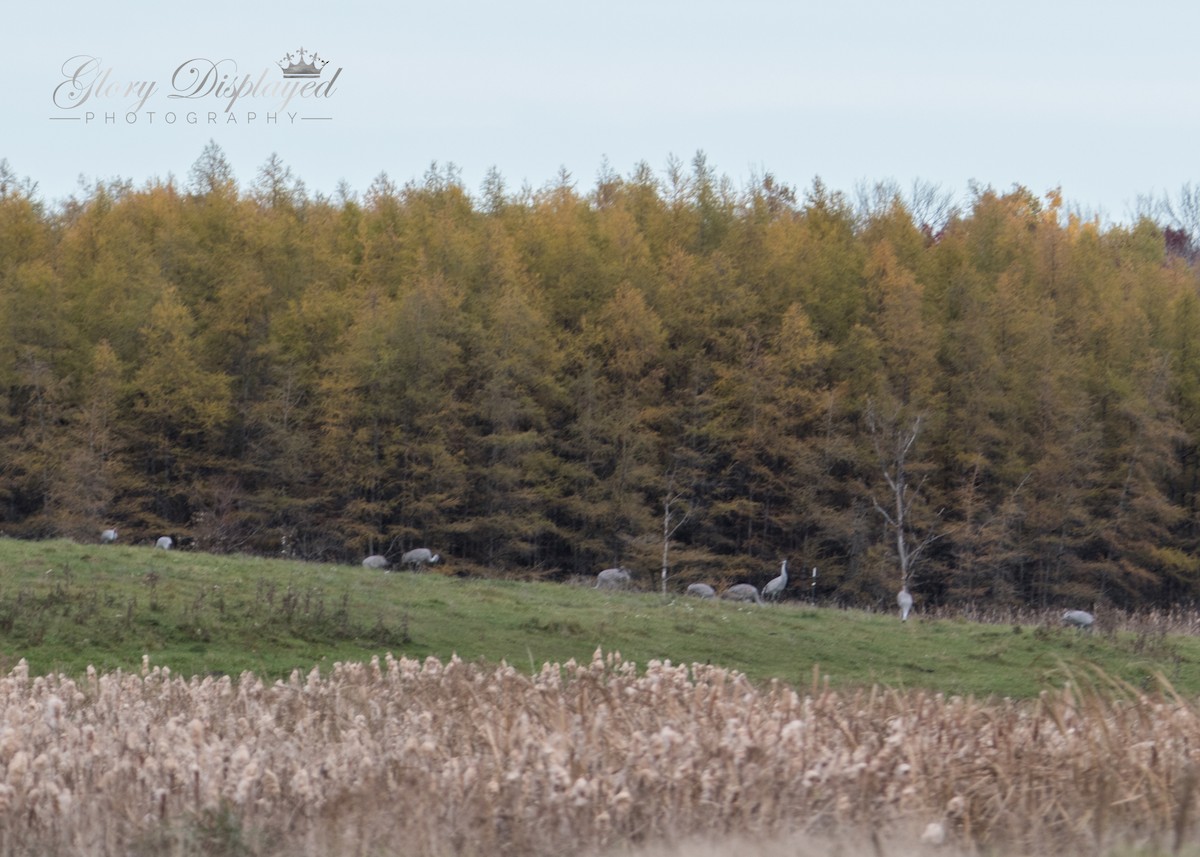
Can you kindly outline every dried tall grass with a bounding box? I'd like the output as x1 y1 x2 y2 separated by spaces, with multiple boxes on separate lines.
923 602 1200 638
0 651 1195 856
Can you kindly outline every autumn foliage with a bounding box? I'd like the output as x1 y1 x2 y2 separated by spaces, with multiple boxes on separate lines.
1 150 1199 610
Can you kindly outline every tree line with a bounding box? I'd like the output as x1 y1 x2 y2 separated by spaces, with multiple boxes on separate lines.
2 145 1199 612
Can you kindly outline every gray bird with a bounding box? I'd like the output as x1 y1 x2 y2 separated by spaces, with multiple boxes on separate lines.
721 583 762 605
362 555 391 570
400 548 440 571
763 560 788 601
595 568 632 589
685 582 716 599
155 536 173 550
1062 609 1094 630
898 586 913 621
100 528 118 544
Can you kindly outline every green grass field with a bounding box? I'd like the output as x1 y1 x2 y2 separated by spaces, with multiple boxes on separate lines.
0 537 1195 698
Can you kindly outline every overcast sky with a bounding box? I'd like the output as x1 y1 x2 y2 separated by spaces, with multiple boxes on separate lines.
7 0 1197 221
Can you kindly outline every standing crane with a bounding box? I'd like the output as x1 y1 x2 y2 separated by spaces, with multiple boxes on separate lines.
763 560 788 601
897 586 914 621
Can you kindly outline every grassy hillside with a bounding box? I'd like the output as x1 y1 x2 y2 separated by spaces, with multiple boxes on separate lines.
0 537 1195 697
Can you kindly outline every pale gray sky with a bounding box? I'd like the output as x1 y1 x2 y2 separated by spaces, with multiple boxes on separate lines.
8 0 1197 219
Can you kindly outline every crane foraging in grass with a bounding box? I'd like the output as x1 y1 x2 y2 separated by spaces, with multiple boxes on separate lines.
1062 609 1094 630
100 528 118 544
686 582 716 599
362 555 390 570
401 548 440 571
721 583 762 605
595 568 632 589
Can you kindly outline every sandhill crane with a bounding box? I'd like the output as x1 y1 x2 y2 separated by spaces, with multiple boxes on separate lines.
100 528 118 544
156 536 173 550
898 586 913 621
686 582 716 599
362 555 390 570
595 568 632 589
721 583 762 605
401 548 440 571
1062 609 1094 630
763 560 788 601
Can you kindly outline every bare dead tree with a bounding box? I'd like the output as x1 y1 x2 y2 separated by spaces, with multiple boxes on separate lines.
660 488 692 597
906 178 958 236
867 404 942 592
853 177 958 236
1136 183 1200 261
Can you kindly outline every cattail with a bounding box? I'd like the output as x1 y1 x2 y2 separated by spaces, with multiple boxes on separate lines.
187 718 205 749
921 821 947 846
7 751 28 786
569 777 592 807
42 695 62 732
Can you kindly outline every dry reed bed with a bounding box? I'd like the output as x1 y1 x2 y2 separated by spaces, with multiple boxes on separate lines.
924 603 1200 637
0 651 1193 856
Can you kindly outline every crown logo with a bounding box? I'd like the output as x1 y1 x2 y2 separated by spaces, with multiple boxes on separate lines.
277 47 328 79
